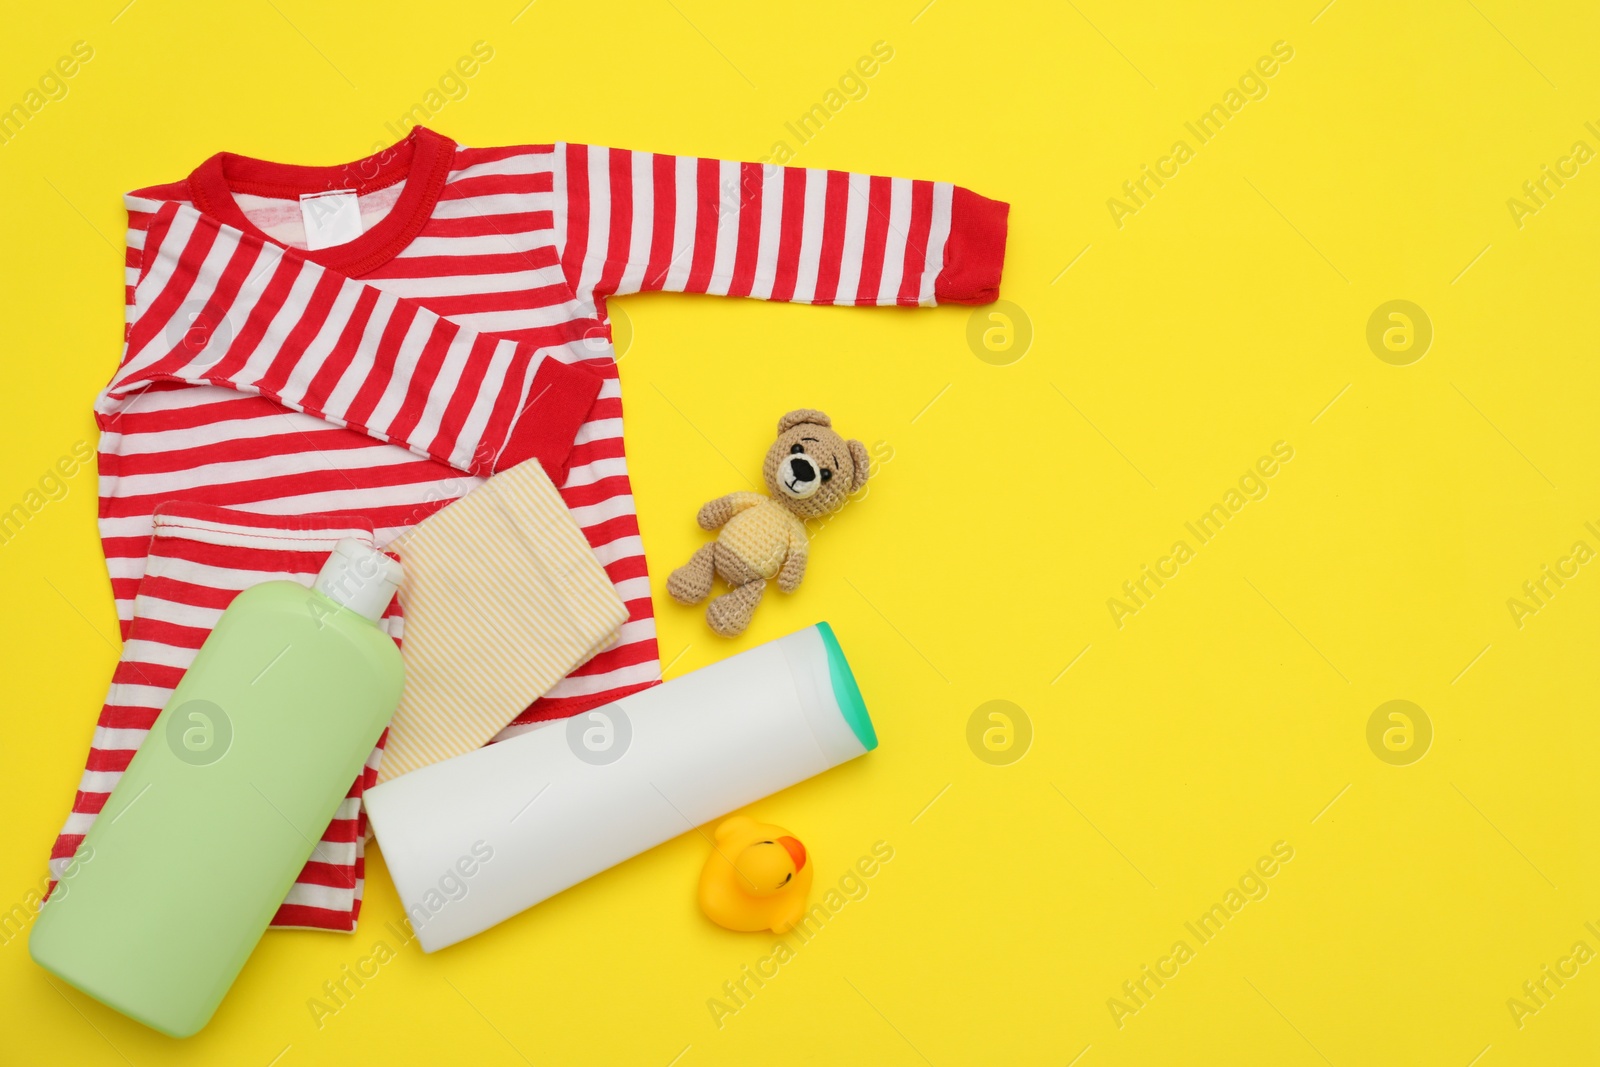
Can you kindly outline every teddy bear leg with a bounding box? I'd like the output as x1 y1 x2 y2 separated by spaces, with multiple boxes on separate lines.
705 544 766 637
706 579 766 637
666 542 717 604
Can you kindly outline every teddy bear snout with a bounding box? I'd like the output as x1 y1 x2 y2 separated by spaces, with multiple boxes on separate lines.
778 453 821 499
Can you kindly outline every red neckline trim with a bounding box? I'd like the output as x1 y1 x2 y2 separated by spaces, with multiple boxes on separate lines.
187 126 455 276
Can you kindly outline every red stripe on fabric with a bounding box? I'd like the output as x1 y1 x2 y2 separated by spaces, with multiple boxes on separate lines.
122 620 214 655
98 705 162 731
136 575 243 610
123 212 222 367
728 162 764 298
452 143 555 166
425 329 492 470
469 320 597 350
454 334 515 476
381 211 554 246
254 267 347 398
151 532 363 567
146 236 265 382
645 153 676 290
270 903 355 932
318 815 361 844
562 443 625 478
371 242 561 282
205 252 306 384
813 169 850 305
432 331 498 472
596 148 633 297
856 174 892 305
517 679 659 726
73 789 113 815
299 284 382 415
112 425 383 478
566 632 657 676
354 495 464 531
898 179 934 305
342 299 420 432
99 385 274 436
602 553 651 584
560 143 591 299
437 169 554 200
110 654 185 688
564 513 642 551
103 478 454 534
386 317 457 450
104 471 447 523
50 835 85 862
386 285 575 320
554 472 641 510
153 499 377 534
85 748 135 773
296 860 358 889
124 200 182 314
686 157 721 294
769 168 807 302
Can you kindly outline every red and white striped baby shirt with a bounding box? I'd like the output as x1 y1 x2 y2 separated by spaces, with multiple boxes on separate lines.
54 125 1008 930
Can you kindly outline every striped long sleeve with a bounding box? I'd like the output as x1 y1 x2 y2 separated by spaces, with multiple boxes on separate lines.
555 144 1009 309
106 202 603 484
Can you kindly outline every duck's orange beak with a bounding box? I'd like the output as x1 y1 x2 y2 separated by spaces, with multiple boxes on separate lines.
778 836 806 871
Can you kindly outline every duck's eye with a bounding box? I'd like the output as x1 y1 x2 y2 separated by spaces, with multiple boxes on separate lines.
820 469 833 482
790 444 804 454
781 873 792 886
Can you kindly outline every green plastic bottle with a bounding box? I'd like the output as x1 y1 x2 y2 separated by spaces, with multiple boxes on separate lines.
31 538 406 1037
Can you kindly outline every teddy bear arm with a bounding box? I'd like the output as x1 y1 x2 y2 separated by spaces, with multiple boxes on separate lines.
776 540 808 594
697 493 762 530
695 495 738 530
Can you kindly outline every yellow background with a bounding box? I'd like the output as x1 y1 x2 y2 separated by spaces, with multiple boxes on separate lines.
3 1 1598 1063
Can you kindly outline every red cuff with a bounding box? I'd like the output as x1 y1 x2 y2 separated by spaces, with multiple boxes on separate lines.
494 356 604 484
935 187 1009 306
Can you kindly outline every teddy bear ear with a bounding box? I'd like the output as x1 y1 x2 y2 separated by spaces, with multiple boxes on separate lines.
848 440 871 487
778 408 831 433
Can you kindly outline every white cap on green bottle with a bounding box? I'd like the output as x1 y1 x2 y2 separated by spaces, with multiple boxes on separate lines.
314 537 404 622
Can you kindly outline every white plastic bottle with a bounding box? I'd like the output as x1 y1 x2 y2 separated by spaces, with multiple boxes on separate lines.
363 622 877 952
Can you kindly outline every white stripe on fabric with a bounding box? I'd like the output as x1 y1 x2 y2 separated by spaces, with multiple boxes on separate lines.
836 172 871 305
616 150 654 295
877 177 913 304
707 158 741 297
919 181 955 307
791 168 828 304
751 164 785 301
664 153 698 291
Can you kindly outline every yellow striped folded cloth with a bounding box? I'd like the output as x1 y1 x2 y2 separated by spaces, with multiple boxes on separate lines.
377 457 627 782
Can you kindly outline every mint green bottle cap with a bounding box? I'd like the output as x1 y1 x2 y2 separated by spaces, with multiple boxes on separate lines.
815 622 877 751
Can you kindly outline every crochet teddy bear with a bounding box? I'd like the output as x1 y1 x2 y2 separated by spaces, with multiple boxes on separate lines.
667 409 870 637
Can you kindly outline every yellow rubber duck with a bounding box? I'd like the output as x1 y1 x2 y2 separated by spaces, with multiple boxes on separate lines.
698 816 812 933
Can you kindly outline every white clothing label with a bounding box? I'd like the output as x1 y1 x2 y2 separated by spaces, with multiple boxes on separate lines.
299 190 363 251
